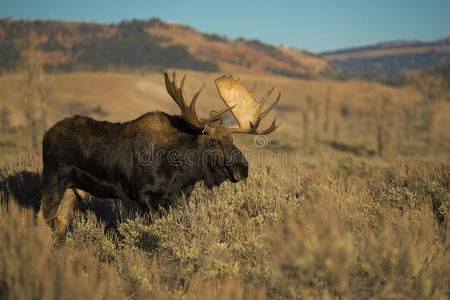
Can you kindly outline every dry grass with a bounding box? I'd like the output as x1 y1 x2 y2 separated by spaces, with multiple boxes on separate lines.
0 153 448 299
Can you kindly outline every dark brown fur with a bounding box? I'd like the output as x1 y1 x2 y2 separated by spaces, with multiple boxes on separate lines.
38 111 248 235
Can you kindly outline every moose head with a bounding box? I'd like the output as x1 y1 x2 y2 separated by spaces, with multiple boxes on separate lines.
164 71 281 188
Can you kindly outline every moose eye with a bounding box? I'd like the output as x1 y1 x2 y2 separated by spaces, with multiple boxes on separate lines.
209 138 219 147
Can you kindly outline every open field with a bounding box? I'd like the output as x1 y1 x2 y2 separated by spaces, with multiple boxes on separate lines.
0 70 449 299
1 70 449 155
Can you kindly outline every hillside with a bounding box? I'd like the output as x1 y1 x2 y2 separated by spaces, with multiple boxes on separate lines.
0 18 337 79
321 38 450 78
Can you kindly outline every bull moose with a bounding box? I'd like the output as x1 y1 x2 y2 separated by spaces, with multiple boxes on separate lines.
38 71 281 236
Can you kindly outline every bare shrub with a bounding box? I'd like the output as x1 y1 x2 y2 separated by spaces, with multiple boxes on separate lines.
20 30 53 151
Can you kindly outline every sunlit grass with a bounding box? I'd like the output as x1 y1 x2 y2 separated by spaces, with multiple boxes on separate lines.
0 153 448 299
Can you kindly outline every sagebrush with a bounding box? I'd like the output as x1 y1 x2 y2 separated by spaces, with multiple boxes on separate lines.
0 153 448 299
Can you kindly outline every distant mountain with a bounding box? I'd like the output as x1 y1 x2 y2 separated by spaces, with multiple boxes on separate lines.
321 38 450 78
0 18 339 79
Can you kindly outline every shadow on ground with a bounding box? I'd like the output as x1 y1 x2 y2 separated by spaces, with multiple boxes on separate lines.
0 170 141 229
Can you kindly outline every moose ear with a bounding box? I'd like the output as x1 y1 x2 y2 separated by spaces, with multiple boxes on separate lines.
208 111 224 125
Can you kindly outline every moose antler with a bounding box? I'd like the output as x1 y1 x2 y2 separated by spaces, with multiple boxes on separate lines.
164 71 233 132
215 75 280 135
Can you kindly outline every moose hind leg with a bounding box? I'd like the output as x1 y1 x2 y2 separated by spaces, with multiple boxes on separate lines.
38 182 62 226
38 162 64 225
54 188 81 237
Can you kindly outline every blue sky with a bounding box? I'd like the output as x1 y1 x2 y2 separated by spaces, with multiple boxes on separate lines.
1 0 449 52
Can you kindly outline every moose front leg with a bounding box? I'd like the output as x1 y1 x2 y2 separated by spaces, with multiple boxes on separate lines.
138 189 175 216
138 192 159 214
